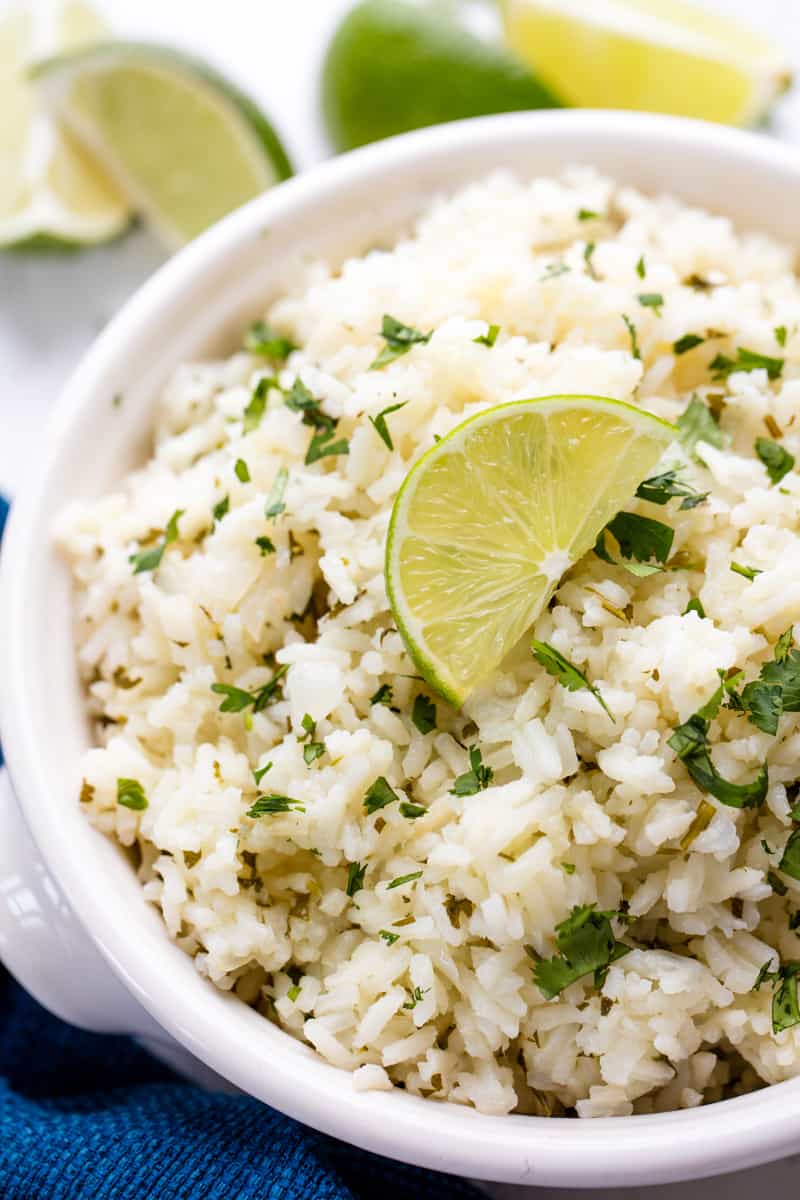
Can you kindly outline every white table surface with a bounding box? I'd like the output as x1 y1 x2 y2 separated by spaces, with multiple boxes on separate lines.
3 1 800 1194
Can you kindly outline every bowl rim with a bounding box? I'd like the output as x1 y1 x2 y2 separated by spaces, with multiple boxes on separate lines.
3 109 800 1188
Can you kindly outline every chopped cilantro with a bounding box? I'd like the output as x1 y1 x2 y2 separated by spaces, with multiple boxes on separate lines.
244 320 295 360
474 323 500 348
265 466 289 518
450 746 493 796
739 679 783 736
303 743 324 765
253 761 272 785
775 325 788 348
248 794 304 817
370 683 394 706
685 597 706 618
779 830 800 881
604 511 674 566
755 437 795 485
255 535 276 556
578 208 599 221
676 395 725 459
212 496 230 523
234 458 251 483
635 468 707 510
369 401 408 451
116 777 148 811
346 861 366 896
129 509 184 575
621 314 640 359
533 905 630 1000
400 801 427 820
243 377 272 433
411 694 437 735
532 640 614 721
583 241 598 279
386 871 422 890
710 347 784 382
306 429 349 465
730 562 762 581
370 314 431 369
211 665 288 714
638 292 663 315
287 984 301 1003
379 929 400 945
403 985 428 1010
541 262 570 281
364 776 400 814
636 255 646 279
667 688 768 809
562 862 576 875
773 964 800 1033
673 333 705 356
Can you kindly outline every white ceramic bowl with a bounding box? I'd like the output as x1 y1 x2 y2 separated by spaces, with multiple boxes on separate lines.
2 111 800 1189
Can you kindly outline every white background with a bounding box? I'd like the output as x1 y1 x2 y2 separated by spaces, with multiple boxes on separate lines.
2 1 800 1195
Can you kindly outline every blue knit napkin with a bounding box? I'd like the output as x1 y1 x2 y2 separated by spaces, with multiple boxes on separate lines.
0 493 484 1200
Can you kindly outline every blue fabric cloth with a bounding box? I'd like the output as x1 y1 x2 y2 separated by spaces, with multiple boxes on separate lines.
0 494 483 1200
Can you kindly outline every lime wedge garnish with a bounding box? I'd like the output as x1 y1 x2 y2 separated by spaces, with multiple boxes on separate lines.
32 41 293 247
0 0 129 250
385 395 675 707
501 0 791 126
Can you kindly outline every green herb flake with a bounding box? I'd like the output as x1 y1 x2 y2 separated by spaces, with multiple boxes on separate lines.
234 458 251 483
399 801 427 820
676 396 725 459
411 694 437 735
533 905 630 1000
287 984 301 1002
730 562 762 581
532 640 615 721
636 468 707 510
212 496 230 523
578 208 600 221
242 377 273 434
364 776 400 814
685 597 706 618
474 323 500 348
775 325 788 348
604 511 674 566
346 861 367 896
621 314 640 359
247 794 305 817
779 829 800 881
379 929 400 945
305 430 349 466
253 761 272 785
769 870 789 896
116 777 148 811
386 871 423 890
450 746 494 796
369 401 407 451
755 437 795 486
638 292 664 315
303 742 325 766
773 964 800 1033
673 333 705 356
403 985 428 1010
265 466 289 518
541 262 570 281
244 320 295 360
562 862 576 875
667 691 768 809
370 314 431 370
636 255 646 279
711 347 784 382
255 535 276 556
129 508 184 575
584 241 599 280
370 683 394 706
211 665 288 714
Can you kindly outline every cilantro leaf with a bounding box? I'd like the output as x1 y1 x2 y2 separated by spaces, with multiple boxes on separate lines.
265 466 289 518
685 597 706 618
386 871 422 890
364 776 400 814
380 929 400 945
779 830 800 881
212 496 229 523
305 430 349 465
450 746 493 796
638 292 663 315
533 905 629 1000
730 562 762 581
739 680 783 735
677 396 725 459
303 742 325 765
117 777 148 811
673 333 705 356
370 314 431 369
578 208 599 221
130 509 184 574
255 535 276 556
531 640 614 721
370 683 394 706
605 511 674 565
755 437 795 485
636 255 646 279
775 325 788 348
244 320 295 360
773 964 800 1033
399 801 427 819
253 761 272 785
346 861 367 896
474 323 500 347
411 694 437 734
667 698 768 809
248 794 304 817
243 377 273 434
234 458 250 483
211 665 288 715
584 241 598 280
635 468 707 510
621 314 640 359
711 347 784 382
369 401 408 451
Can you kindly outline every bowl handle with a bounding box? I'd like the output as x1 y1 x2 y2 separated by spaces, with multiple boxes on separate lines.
0 767 161 1035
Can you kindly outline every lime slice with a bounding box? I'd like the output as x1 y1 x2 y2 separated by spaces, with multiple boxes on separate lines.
321 0 560 153
501 0 791 126
33 42 293 247
386 396 675 707
0 0 129 250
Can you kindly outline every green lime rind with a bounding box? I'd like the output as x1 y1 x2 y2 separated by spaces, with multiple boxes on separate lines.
321 0 562 153
385 394 676 708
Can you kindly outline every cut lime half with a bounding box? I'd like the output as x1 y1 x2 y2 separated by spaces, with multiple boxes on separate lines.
501 0 791 126
386 395 675 707
33 42 293 247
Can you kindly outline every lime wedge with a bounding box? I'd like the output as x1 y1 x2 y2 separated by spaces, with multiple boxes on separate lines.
321 0 560 153
33 42 293 247
501 0 791 126
0 0 129 250
386 396 675 706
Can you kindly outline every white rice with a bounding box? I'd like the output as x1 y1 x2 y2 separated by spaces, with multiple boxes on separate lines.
58 167 800 1118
